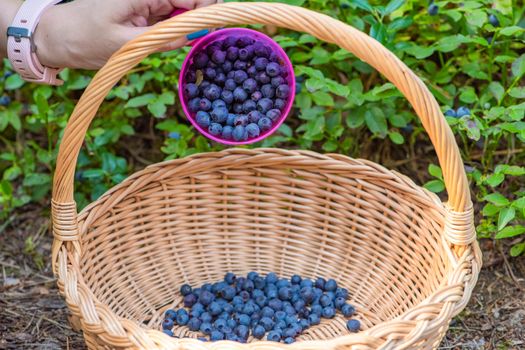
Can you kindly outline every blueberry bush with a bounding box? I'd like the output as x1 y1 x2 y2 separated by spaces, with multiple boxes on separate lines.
1 0 524 256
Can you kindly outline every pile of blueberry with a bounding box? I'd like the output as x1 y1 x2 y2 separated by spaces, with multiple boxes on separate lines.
182 36 292 142
162 272 360 343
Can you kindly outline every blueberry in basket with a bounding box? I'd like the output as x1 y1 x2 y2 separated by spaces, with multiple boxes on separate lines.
180 29 295 144
161 272 360 343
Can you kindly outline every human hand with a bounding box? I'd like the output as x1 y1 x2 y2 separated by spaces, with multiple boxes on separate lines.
33 0 220 70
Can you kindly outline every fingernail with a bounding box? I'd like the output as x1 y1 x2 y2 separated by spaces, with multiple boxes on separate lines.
187 29 209 41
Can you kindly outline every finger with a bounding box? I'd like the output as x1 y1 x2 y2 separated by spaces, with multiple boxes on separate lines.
117 0 197 22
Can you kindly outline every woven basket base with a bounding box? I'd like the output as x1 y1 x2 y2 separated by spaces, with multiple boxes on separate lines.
76 150 448 343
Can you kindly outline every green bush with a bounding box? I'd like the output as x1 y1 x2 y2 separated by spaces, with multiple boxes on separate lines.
1 0 524 255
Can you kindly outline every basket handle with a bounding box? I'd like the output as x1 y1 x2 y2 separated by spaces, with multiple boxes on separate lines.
52 2 473 242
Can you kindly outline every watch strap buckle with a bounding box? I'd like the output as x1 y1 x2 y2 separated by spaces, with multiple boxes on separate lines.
7 26 31 43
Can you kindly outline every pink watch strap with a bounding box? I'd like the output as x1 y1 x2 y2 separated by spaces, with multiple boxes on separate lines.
7 0 63 86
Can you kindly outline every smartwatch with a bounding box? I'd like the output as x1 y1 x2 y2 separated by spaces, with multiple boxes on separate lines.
6 0 63 86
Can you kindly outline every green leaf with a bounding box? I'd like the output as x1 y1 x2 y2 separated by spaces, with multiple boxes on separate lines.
485 173 505 187
424 180 445 193
499 26 525 36
120 124 134 135
384 0 405 15
148 101 167 117
446 10 463 22
495 55 516 63
23 173 51 187
312 92 334 107
101 153 117 173
0 180 13 197
294 66 324 79
509 87 525 99
8 111 21 131
67 75 91 90
125 93 156 108
310 47 331 65
388 131 404 144
365 83 398 101
511 197 525 210
304 117 325 139
111 174 126 184
325 80 350 97
403 45 434 59
465 9 487 28
498 207 515 231
322 140 339 152
300 106 325 121
347 79 364 105
509 103 525 121
5 74 24 90
484 193 510 206
273 35 298 48
370 23 387 44
346 110 365 128
3 166 21 181
494 0 512 15
388 17 412 32
157 91 175 105
34 91 49 115
488 81 505 102
501 166 525 176
388 114 408 128
0 153 16 161
156 120 179 132
365 108 387 136
511 54 525 78
349 0 373 12
82 169 106 179
428 164 443 179
290 51 312 63
305 78 325 92
495 225 525 239
482 203 501 216
278 123 292 138
332 49 352 61
298 34 317 44
435 35 468 53
462 62 490 80
461 2 483 9
499 121 525 133
459 87 477 103
295 93 312 110
510 242 525 257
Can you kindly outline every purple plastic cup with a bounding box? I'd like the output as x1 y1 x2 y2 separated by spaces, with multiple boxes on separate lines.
179 28 295 145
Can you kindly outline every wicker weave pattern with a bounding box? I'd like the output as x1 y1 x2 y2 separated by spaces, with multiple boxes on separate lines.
50 3 481 349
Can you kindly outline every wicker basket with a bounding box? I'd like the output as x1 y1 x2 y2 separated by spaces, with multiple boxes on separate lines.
51 3 481 349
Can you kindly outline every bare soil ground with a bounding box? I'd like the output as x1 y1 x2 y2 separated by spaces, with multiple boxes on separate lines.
1 206 524 350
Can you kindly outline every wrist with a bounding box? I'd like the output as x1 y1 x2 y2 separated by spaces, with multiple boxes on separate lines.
33 3 71 69
1 0 23 58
